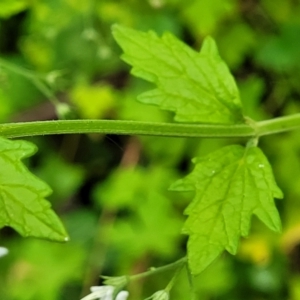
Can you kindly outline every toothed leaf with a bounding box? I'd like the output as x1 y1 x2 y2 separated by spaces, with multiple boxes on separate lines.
171 145 282 274
0 137 68 242
112 24 244 124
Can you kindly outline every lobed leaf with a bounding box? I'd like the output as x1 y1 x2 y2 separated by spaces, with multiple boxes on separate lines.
170 145 283 275
0 137 68 242
112 24 244 124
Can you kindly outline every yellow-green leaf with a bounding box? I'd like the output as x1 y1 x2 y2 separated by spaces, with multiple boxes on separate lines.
112 24 244 124
0 137 68 242
171 145 283 275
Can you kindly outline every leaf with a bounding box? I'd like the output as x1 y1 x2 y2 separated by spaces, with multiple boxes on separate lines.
170 145 283 275
0 137 68 242
112 25 244 124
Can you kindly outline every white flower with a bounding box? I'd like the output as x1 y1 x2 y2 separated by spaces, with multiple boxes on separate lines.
115 291 129 300
0 247 8 258
81 285 129 300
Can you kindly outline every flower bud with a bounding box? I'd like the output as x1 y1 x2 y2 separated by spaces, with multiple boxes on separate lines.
151 290 169 300
102 275 129 289
115 290 129 300
0 247 8 258
55 103 77 120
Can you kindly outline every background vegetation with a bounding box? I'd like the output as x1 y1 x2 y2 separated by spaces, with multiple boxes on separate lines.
1 0 300 299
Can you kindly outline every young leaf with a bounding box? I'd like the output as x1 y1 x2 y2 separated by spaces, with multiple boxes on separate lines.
0 137 68 242
170 145 283 275
112 25 244 124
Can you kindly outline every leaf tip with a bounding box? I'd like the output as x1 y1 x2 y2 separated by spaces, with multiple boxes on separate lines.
111 23 128 41
169 178 194 191
200 36 219 56
47 231 70 243
63 235 70 242
168 179 182 191
111 23 120 32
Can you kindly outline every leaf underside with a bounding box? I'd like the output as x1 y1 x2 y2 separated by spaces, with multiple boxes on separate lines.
112 24 244 124
170 145 283 275
0 137 68 242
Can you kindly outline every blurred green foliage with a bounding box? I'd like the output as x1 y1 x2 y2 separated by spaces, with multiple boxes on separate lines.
1 0 300 299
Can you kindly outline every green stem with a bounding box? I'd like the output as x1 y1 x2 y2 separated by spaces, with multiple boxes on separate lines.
165 261 185 293
0 113 300 139
0 58 35 79
0 120 254 138
186 264 197 300
129 257 187 281
0 58 58 104
257 113 300 136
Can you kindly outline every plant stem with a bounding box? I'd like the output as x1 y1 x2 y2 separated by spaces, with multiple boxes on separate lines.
0 113 300 139
186 264 197 300
129 257 187 281
165 260 185 293
0 58 58 104
257 113 300 136
0 120 254 138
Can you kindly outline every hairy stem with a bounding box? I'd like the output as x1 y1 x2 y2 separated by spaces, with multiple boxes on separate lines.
129 257 187 281
0 113 300 139
0 120 254 138
257 113 300 136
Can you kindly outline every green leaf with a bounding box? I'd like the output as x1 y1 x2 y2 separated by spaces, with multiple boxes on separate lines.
170 145 283 275
112 24 244 124
0 137 68 242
